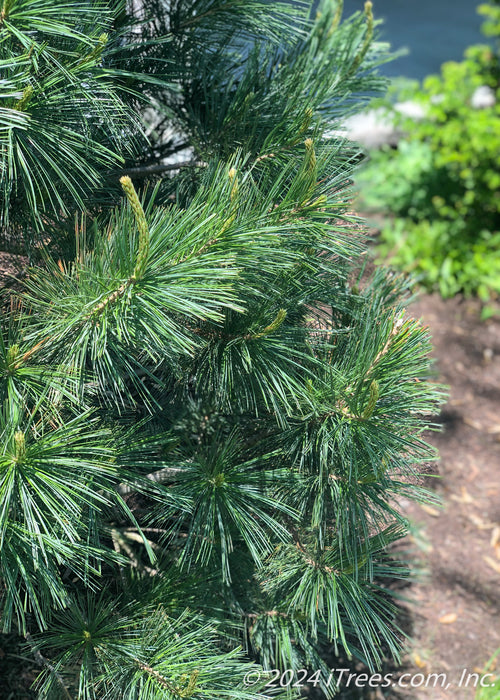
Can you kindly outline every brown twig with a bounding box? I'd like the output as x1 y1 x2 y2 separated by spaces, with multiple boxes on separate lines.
25 632 72 700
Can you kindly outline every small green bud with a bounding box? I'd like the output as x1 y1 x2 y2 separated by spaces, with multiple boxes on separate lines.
252 309 287 339
183 670 199 697
79 33 108 66
304 138 316 173
311 194 327 208
6 344 20 371
300 107 314 134
220 212 236 234
298 139 318 206
14 431 26 462
228 167 238 201
328 0 344 36
120 176 149 279
347 0 374 77
211 473 226 488
14 85 34 112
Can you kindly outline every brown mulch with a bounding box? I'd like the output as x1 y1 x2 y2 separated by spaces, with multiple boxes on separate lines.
397 294 500 699
0 250 28 297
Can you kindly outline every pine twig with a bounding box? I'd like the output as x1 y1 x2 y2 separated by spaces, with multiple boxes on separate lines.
25 632 72 700
113 160 202 178
116 466 185 496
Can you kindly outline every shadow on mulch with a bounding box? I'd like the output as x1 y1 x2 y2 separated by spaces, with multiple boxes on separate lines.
393 293 500 700
0 634 39 700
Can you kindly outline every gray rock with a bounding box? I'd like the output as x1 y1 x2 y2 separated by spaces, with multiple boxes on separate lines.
394 100 427 119
327 85 495 151
328 108 403 149
470 85 496 109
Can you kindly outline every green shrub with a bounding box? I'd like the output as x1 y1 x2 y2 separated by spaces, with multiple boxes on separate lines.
356 141 437 220
476 649 500 699
376 219 500 300
479 0 500 47
356 1 500 303
476 677 500 699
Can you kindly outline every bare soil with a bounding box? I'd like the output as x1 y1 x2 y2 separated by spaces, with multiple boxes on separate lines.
396 294 500 699
0 250 28 289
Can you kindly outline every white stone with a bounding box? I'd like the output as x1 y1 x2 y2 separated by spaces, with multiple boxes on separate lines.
471 85 496 109
394 100 427 119
336 108 403 149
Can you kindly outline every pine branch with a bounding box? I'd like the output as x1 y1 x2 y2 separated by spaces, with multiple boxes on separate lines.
116 466 185 497
25 632 72 700
0 2 443 694
113 160 202 178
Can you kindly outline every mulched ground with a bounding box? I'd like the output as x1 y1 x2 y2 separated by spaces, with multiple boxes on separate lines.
395 294 500 699
0 250 28 288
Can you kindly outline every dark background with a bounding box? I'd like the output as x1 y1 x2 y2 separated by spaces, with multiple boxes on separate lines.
344 0 486 78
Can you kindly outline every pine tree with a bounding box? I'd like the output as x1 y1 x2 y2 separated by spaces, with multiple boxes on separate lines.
0 1 444 697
